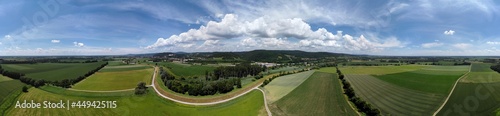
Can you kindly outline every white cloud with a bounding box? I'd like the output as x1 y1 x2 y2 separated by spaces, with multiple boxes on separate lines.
444 30 455 35
0 42 2 45
147 14 403 52
73 41 84 47
3 35 11 40
487 41 500 45
421 42 444 48
51 39 60 43
452 43 471 50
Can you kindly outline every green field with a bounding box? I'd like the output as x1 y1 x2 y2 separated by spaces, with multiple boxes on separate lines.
470 63 493 72
335 65 427 75
437 82 500 115
0 75 13 82
462 63 500 83
72 67 154 91
346 74 445 115
0 80 25 104
375 70 463 94
5 88 264 116
272 72 358 116
263 70 315 103
154 62 215 77
2 62 106 81
99 65 151 72
266 66 300 74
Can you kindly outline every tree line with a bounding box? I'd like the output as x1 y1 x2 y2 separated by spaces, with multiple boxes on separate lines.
491 64 500 73
336 67 380 116
159 67 242 96
0 62 108 88
212 63 265 80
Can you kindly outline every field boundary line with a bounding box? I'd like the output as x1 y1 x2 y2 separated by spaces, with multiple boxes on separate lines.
256 88 272 116
433 64 471 116
151 66 260 105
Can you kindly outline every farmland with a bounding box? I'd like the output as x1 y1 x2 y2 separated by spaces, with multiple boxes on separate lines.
0 80 25 104
1 62 107 81
335 65 427 75
263 70 315 103
5 88 264 116
345 74 445 115
374 70 463 94
153 62 215 77
462 63 500 83
72 67 154 91
470 63 493 72
272 72 358 116
437 82 500 115
0 75 12 82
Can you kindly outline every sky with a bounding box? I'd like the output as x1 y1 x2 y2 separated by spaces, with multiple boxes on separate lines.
1 0 500 56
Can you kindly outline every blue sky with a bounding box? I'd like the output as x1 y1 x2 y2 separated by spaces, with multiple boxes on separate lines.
1 0 500 56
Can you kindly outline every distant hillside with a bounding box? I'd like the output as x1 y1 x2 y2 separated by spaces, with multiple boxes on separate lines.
152 50 349 63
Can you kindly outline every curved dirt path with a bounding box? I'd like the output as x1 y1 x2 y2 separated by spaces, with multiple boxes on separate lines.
256 88 272 116
150 66 267 104
433 64 472 116
67 85 152 93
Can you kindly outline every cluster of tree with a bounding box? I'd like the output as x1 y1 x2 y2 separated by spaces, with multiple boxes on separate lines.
345 63 403 66
491 64 500 73
0 62 108 88
160 67 242 96
261 69 309 87
454 62 471 65
135 82 148 95
336 67 380 116
213 63 265 80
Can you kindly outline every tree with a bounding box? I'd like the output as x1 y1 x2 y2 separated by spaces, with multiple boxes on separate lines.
135 82 148 95
22 86 29 92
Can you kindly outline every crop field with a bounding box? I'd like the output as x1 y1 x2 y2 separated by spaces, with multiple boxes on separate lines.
99 65 151 72
437 82 500 115
336 65 427 75
263 70 315 103
374 70 463 94
72 66 153 91
0 75 13 82
72 67 154 91
470 63 493 72
462 63 500 83
272 72 358 116
0 80 25 104
5 88 264 116
345 74 445 115
1 62 106 81
154 62 215 77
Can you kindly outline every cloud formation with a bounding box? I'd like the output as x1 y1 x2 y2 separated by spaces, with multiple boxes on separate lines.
452 43 471 50
421 42 443 48
487 41 500 45
73 41 84 47
51 39 60 43
147 14 403 52
444 30 455 35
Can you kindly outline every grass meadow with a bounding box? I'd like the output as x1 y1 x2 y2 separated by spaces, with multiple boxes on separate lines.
5 88 264 116
72 67 154 91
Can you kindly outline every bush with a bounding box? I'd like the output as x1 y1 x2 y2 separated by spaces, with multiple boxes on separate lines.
22 86 29 93
135 82 148 95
